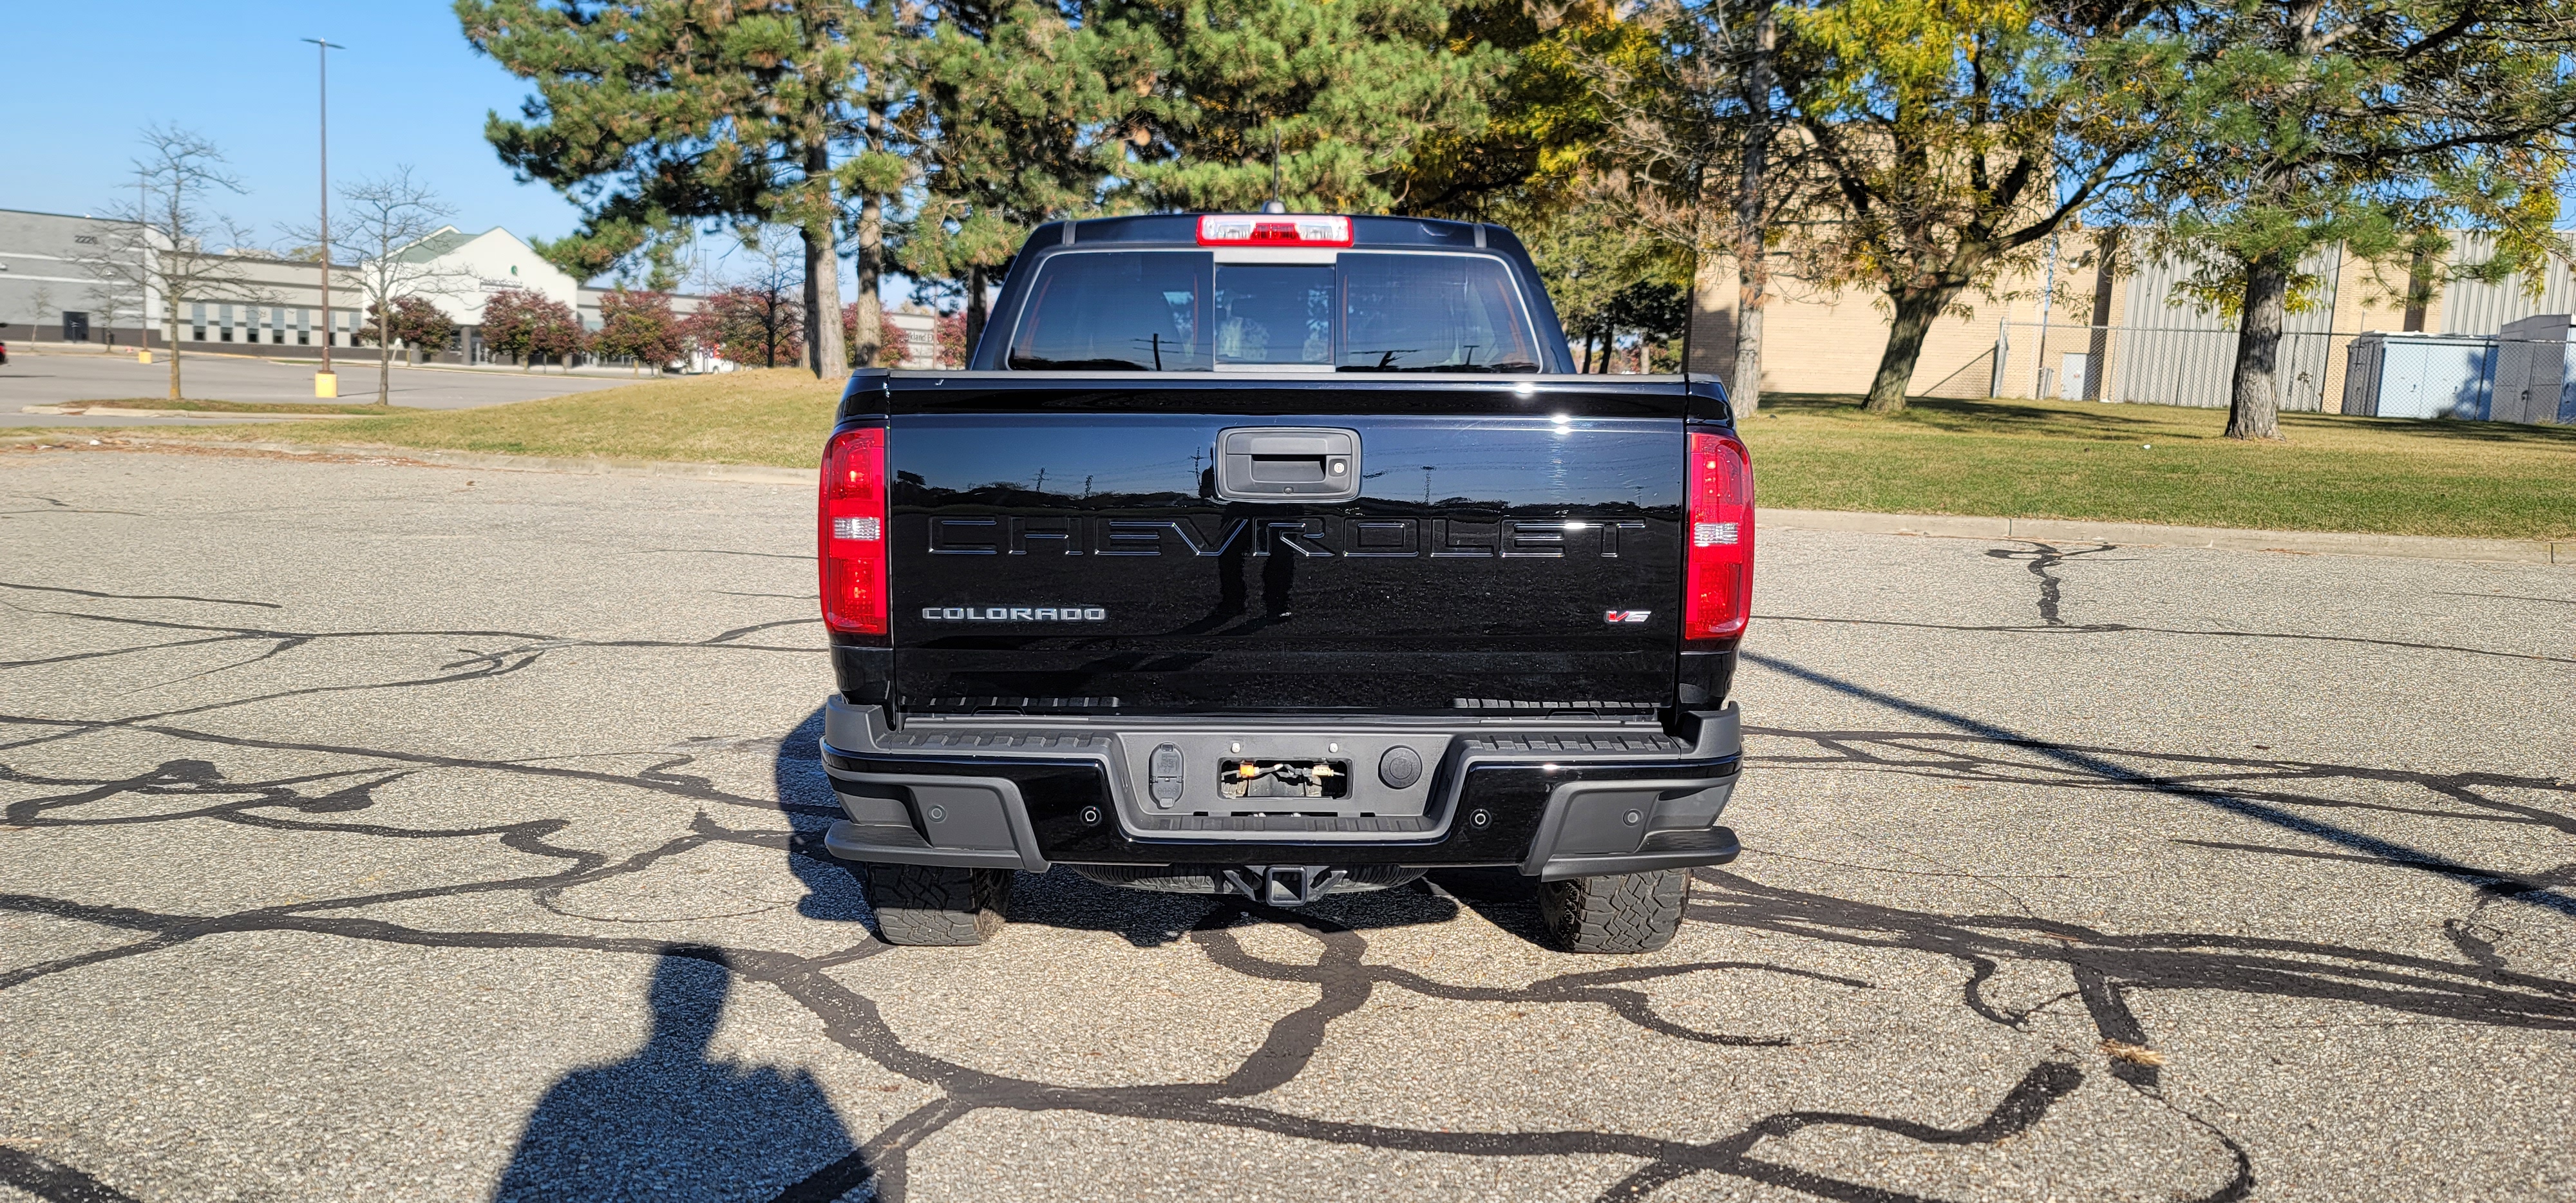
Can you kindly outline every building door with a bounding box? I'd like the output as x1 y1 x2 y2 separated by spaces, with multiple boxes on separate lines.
62 312 90 343
2058 352 2092 400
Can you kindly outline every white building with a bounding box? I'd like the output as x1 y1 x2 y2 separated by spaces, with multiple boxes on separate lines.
2 207 706 367
3 205 968 372
383 224 710 366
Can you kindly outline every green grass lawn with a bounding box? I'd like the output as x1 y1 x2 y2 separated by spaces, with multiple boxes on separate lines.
1743 393 2576 540
159 369 843 464
139 374 2576 540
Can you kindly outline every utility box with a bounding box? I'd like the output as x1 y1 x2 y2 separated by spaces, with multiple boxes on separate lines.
2342 332 2494 420
2492 314 2575 426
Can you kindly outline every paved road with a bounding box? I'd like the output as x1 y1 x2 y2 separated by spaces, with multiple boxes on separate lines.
2 449 2571 1203
0 350 637 427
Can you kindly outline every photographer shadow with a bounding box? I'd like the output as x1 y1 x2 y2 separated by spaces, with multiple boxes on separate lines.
493 952 867 1200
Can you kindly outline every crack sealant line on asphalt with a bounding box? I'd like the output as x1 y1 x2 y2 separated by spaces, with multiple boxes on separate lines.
1739 649 2576 920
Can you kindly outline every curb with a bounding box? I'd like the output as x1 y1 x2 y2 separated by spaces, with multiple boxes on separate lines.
1760 507 2570 566
9 345 647 379
10 437 2564 564
21 406 371 421
10 435 813 487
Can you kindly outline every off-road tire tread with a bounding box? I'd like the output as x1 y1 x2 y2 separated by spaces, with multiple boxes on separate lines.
1538 868 1688 953
865 864 1010 946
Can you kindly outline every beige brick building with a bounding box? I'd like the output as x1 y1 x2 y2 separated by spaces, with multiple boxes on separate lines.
1683 230 2571 413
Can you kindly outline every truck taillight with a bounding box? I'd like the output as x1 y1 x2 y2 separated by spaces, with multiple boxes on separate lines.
1196 214 1354 247
819 426 889 638
1683 431 1753 641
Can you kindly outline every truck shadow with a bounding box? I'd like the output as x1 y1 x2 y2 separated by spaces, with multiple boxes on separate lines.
772 704 1466 948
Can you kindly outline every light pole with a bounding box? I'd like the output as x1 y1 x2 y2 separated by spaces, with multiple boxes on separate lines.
303 36 345 397
137 168 152 365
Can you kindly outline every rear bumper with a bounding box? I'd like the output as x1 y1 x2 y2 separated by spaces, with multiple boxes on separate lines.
817 696 1741 881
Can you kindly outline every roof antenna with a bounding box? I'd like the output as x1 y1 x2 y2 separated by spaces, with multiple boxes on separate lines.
1261 128 1287 214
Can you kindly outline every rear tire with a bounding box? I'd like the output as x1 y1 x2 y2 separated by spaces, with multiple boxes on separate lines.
864 864 1011 946
1538 868 1689 953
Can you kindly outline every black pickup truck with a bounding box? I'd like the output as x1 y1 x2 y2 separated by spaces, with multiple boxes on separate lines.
815 212 1751 953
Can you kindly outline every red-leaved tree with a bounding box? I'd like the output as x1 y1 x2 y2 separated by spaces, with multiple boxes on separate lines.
843 308 909 368
687 284 802 368
843 308 969 369
480 287 587 372
935 312 967 368
360 296 459 366
592 289 685 376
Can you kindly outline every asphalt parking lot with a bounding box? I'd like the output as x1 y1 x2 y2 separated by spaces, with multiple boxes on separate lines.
0 350 634 427
3 448 2571 1203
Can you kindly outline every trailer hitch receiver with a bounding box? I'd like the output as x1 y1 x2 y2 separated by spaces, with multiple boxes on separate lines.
1218 865 1346 907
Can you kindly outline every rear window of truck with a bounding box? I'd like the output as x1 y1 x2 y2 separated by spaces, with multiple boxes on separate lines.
1006 251 1544 373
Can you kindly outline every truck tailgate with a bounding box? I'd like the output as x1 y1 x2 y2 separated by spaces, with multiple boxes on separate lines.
882 382 1689 714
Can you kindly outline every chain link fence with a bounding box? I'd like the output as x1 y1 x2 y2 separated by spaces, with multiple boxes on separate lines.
1989 322 2351 412
1980 321 2575 424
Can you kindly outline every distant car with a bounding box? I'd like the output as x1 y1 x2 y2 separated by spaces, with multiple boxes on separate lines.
0 340 10 365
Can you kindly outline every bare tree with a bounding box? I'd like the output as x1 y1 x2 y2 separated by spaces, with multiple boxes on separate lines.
82 275 142 350
76 126 271 401
678 227 810 368
286 167 468 404
23 283 57 342
1562 0 1812 414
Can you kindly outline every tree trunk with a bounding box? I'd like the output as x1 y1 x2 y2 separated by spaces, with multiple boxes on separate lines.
1731 1 1776 415
802 140 848 383
965 265 989 359
2226 258 2290 440
165 307 182 401
1864 286 1956 414
851 105 887 371
852 190 885 369
377 311 393 404
164 186 184 401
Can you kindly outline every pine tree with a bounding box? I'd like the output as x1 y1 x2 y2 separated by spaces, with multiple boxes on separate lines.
901 0 1157 348
1115 0 1510 213
2137 0 2576 440
457 0 882 381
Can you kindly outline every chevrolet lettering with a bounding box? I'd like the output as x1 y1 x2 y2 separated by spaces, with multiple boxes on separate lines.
815 211 1754 954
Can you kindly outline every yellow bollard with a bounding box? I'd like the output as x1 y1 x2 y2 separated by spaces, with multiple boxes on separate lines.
138 349 153 365
314 370 338 399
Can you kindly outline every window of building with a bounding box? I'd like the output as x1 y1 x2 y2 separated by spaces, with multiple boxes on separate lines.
218 303 234 342
296 308 310 345
191 302 207 342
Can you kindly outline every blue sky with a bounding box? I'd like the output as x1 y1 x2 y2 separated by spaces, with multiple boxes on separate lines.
0 2 900 298
5 5 583 253
6 3 2570 280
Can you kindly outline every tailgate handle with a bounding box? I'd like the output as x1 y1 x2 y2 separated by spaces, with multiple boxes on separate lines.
1216 427 1361 502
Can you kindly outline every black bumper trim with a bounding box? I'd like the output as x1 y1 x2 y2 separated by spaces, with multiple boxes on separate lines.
816 696 1742 878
